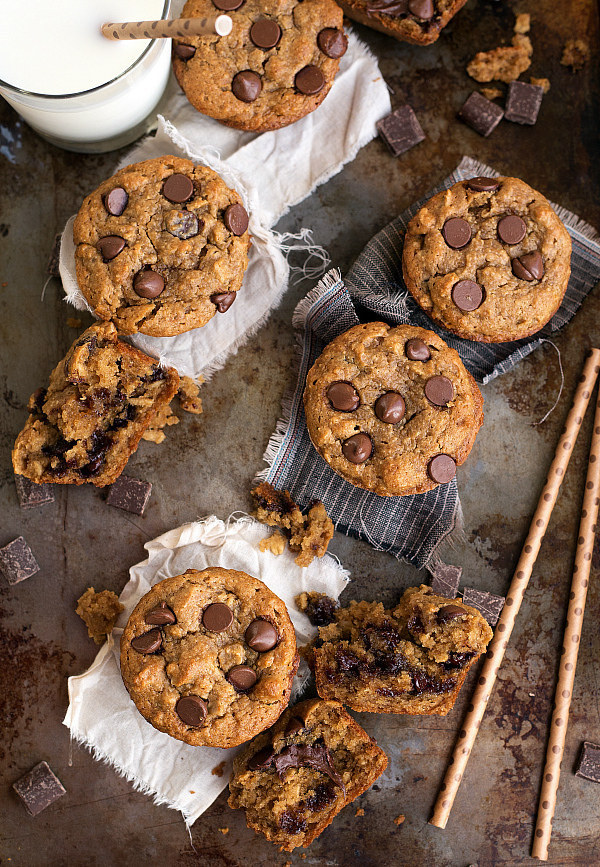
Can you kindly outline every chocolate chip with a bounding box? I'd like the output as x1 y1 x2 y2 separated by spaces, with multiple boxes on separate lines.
0 536 39 585
377 105 425 157
575 742 600 783
452 279 483 312
107 474 152 515
317 28 348 59
213 0 243 8
428 454 456 484
227 664 257 691
223 203 249 235
375 392 406 424
250 19 281 49
458 92 504 137
202 602 233 632
405 338 431 361
162 174 194 204
497 214 526 245
424 375 454 407
462 586 504 626
145 602 176 626
165 209 199 239
15 475 54 509
245 618 278 652
442 218 471 250
131 628 162 654
409 0 434 18
210 291 236 313
176 695 207 726
97 235 125 262
133 270 165 299
327 381 360 412
504 80 544 126
103 187 128 216
437 604 465 623
232 70 262 103
342 433 372 463
285 717 305 737
295 65 325 96
248 746 275 770
173 43 196 60
467 176 500 193
12 762 66 817
512 250 544 281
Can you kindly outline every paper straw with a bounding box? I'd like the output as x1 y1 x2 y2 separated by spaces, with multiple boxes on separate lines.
531 389 600 860
429 348 600 830
101 16 233 40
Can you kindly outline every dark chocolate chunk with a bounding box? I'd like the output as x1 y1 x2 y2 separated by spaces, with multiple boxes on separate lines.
437 604 466 623
15 475 54 509
575 742 600 783
227 664 258 691
248 746 275 770
223 203 249 235
131 628 162 654
202 602 233 632
408 0 434 18
327 381 360 412
428 454 456 484
107 474 152 516
375 392 406 424
12 761 66 816
377 105 425 157
428 561 462 597
317 28 348 59
285 717 305 737
176 695 207 726
462 587 504 626
504 80 544 126
165 210 199 240
97 235 125 262
245 618 278 652
145 601 177 626
424 375 454 407
0 536 40 585
452 279 483 312
497 214 527 245
512 251 544 281
458 92 504 137
162 174 194 204
213 0 244 8
46 233 62 278
342 433 373 464
133 270 165 299
260 739 345 792
405 337 431 361
103 187 128 216
442 217 472 250
295 65 325 96
173 42 196 60
232 70 262 103
210 291 236 313
467 176 500 193
250 19 281 49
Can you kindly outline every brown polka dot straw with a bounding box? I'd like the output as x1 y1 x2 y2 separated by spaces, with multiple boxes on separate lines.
101 16 233 40
429 349 600 832
532 392 600 860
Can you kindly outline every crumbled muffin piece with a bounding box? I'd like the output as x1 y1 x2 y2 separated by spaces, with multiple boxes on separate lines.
530 76 550 93
514 13 530 34
211 761 227 777
76 587 124 644
561 38 589 71
259 531 287 557
296 592 339 627
467 36 532 83
394 814 406 825
141 403 179 443
355 807 365 817
178 376 204 415
480 86 504 101
252 482 304 532
289 503 334 567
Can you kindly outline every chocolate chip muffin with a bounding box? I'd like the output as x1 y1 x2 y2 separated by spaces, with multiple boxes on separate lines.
228 698 388 850
335 0 468 46
120 568 299 748
312 585 492 714
172 0 347 132
73 156 250 336
402 176 572 342
303 322 484 497
12 323 179 487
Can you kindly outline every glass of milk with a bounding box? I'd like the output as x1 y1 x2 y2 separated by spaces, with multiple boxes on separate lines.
0 0 172 153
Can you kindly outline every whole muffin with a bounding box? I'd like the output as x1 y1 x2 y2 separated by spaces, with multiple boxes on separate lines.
120 568 299 748
73 155 250 337
303 322 484 497
402 176 572 343
172 0 347 132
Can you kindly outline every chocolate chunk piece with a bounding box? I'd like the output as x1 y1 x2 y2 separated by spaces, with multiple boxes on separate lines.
12 761 66 816
497 214 527 245
462 587 504 626
452 279 483 312
376 105 425 157
437 604 466 623
97 235 125 262
575 742 600 783
458 92 504 137
342 433 372 464
504 80 544 125
46 233 62 278
375 392 406 424
15 475 54 509
227 665 258 691
131 627 162 654
232 70 262 103
173 43 196 60
103 187 128 216
245 618 278 652
133 270 165 299
428 562 462 597
512 251 544 281
145 601 177 626
317 28 348 59
210 291 236 313
107 474 152 516
428 454 456 484
257 740 345 791
165 209 199 240
409 0 434 18
250 19 281 49
467 177 500 192
202 602 233 632
224 203 249 236
162 174 194 204
176 695 207 726
405 337 430 361
442 218 472 250
295 66 325 95
425 375 454 407
327 381 360 412
0 536 40 585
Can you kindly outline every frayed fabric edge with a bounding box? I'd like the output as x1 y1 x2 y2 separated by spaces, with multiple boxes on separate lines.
291 268 343 331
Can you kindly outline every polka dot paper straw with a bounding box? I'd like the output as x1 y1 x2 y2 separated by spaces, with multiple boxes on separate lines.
429 348 600 831
101 16 233 41
532 390 600 860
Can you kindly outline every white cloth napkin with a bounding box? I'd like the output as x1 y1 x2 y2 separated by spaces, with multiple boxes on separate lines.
63 515 350 826
59 24 391 380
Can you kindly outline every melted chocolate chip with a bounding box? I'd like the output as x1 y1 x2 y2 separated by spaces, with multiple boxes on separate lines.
406 337 431 361
317 28 348 58
375 392 406 424
162 173 194 204
285 717 305 737
248 746 275 770
295 65 325 95
250 19 281 49
305 783 337 812
411 670 456 695
342 433 372 463
223 203 249 235
327 381 359 412
245 618 278 652
437 604 465 624
424 375 454 407
176 695 207 726
227 665 257 691
408 0 434 18
131 628 162 654
202 602 233 632
258 740 344 792
442 218 472 249
279 810 307 834
428 454 456 484
302 594 338 627
467 177 500 193
103 187 128 216
133 270 164 299
145 602 176 625
97 235 125 262
512 250 544 281
444 651 475 670
497 214 526 245
232 70 262 103
210 291 236 313
213 0 244 8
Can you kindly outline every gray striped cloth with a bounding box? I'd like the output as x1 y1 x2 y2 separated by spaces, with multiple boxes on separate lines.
257 157 600 569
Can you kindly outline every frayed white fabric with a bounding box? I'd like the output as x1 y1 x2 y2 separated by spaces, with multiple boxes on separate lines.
63 515 349 826
58 22 390 380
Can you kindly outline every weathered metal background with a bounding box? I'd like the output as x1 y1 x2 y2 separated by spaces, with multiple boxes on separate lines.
1 0 599 864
